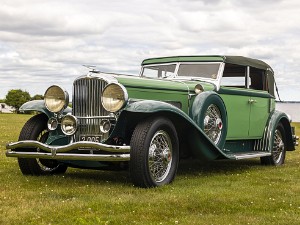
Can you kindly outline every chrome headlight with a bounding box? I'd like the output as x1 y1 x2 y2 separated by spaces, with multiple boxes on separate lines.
44 85 69 113
61 115 77 136
101 83 128 112
194 84 204 94
47 117 58 131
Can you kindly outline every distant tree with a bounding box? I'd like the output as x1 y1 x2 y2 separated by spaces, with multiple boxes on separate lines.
31 94 44 100
5 89 31 112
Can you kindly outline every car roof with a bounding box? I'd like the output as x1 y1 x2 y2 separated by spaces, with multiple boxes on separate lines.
142 55 272 71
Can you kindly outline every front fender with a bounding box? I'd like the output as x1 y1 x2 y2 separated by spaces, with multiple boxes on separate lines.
19 100 72 118
111 100 230 160
19 100 72 146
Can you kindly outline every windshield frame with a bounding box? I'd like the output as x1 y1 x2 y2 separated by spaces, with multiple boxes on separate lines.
140 62 224 88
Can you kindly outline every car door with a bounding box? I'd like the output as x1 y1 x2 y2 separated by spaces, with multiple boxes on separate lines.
219 90 250 139
248 95 270 138
219 64 251 140
248 69 271 138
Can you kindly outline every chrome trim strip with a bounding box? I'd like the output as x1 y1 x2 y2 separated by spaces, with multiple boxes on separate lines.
254 126 266 151
234 152 271 160
6 151 130 162
6 140 130 153
76 115 116 119
229 152 271 160
246 66 250 89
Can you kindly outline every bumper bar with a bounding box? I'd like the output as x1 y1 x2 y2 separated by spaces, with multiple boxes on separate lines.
6 140 130 162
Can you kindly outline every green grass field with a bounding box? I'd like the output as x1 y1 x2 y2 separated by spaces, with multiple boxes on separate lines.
1 114 300 225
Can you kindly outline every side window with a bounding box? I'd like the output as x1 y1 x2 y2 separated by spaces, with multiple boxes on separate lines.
221 64 247 88
249 68 267 91
221 64 268 92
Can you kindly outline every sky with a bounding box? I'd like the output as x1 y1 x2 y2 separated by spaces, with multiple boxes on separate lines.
0 0 300 101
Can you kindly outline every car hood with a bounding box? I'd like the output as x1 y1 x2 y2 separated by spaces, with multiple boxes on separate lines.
115 75 216 93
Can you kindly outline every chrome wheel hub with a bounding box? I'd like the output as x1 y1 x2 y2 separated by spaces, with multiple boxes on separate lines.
148 130 172 182
273 129 284 164
204 104 223 144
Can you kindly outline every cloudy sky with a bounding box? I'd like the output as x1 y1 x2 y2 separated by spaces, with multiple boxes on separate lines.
0 0 299 101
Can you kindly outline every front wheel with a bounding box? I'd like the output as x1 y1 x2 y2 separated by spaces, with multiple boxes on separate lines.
130 117 179 188
261 122 286 166
17 113 68 175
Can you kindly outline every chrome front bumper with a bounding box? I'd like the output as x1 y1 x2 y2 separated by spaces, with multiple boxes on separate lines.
6 141 130 161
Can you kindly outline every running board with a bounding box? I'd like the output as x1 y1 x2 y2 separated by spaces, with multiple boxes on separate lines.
227 152 271 160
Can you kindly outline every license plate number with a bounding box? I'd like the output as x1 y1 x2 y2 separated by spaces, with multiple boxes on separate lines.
80 135 101 143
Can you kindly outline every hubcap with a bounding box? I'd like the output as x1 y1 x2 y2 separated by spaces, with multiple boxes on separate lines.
204 104 223 144
148 130 172 182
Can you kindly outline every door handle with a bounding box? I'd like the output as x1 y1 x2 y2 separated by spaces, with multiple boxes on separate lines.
248 99 257 104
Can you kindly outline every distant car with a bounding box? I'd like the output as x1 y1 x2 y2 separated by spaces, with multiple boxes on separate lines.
6 55 298 188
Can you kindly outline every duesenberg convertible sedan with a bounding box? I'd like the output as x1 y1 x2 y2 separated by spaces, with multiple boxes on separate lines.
6 55 298 187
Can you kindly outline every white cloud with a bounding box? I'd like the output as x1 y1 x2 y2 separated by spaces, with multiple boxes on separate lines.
0 0 300 101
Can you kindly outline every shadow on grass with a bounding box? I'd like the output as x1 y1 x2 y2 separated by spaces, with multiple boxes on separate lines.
63 168 130 185
61 158 263 185
178 158 262 176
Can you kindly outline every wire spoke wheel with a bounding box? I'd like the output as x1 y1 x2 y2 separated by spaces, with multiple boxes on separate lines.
261 122 286 166
204 104 223 144
148 130 172 183
35 129 62 172
272 129 285 164
17 113 67 175
130 117 179 188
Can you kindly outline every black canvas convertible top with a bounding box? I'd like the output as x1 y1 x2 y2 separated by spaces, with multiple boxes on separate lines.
224 56 272 71
142 55 272 71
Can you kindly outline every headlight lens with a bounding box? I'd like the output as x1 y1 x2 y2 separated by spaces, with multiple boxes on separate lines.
44 85 69 113
100 120 111 133
47 117 58 131
101 83 128 112
61 115 77 136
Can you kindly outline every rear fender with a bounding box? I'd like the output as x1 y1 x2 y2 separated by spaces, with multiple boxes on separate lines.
111 100 230 160
255 110 294 152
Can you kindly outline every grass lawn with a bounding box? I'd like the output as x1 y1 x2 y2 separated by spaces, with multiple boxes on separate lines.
1 114 300 225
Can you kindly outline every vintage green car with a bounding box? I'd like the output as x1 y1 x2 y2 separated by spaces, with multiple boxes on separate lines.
6 55 298 188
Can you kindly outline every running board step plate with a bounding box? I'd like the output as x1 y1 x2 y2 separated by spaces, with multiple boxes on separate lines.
227 152 271 160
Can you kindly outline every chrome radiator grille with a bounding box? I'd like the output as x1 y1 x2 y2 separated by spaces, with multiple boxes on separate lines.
73 77 109 142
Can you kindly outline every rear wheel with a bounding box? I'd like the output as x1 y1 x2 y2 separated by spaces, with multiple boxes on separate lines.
130 117 179 188
261 123 286 166
18 113 68 175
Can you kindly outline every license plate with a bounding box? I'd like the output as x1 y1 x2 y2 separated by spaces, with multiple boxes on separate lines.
80 135 102 143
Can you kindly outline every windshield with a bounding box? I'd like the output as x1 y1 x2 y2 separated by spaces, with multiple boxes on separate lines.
142 63 221 80
142 64 176 78
177 63 220 79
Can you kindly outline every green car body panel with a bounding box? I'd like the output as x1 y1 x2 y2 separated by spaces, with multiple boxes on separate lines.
19 100 72 146
6 55 297 187
114 99 228 160
116 75 216 115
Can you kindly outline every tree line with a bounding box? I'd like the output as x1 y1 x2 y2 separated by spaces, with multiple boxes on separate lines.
2 89 43 112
